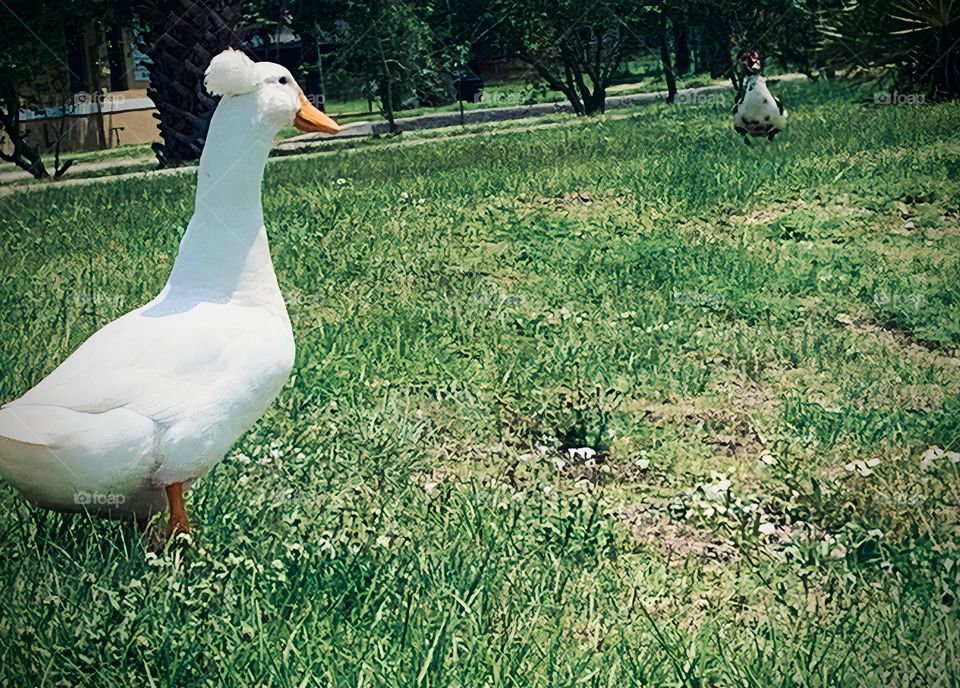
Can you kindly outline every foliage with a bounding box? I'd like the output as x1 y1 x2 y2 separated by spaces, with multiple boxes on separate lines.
337 0 454 130
819 0 960 98
487 0 649 114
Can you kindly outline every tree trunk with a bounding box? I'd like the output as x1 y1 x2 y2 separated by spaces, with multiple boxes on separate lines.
377 37 397 133
659 10 677 103
301 33 322 107
674 22 691 75
584 84 606 115
135 0 244 167
523 55 585 115
0 96 49 179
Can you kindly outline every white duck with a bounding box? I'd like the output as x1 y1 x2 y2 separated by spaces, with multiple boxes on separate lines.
0 50 339 542
732 51 787 142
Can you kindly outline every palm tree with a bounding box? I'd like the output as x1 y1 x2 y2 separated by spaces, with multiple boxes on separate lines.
135 0 245 167
818 0 960 98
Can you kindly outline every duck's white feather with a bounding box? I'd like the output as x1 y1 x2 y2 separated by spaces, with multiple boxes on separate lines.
0 54 300 517
733 75 787 138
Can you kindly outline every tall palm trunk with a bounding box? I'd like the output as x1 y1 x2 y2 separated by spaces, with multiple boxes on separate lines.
135 0 244 167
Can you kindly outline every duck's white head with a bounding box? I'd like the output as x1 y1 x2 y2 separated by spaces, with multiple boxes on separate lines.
203 49 340 135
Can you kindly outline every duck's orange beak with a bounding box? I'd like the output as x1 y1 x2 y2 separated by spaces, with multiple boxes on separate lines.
294 94 340 134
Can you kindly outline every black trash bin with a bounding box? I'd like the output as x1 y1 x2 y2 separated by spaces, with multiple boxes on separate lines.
454 68 484 103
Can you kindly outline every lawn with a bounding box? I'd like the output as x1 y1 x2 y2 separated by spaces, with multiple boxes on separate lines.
0 80 959 686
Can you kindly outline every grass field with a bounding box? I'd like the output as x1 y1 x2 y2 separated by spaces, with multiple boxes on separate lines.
1 80 959 686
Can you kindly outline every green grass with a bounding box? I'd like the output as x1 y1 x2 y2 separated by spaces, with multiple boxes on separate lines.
1 79 959 686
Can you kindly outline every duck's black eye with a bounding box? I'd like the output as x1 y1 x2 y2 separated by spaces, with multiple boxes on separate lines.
279 76 288 85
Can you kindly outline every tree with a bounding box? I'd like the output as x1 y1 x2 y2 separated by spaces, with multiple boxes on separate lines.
244 0 341 104
490 0 646 115
335 0 452 132
668 0 818 88
0 0 111 179
658 1 678 102
819 0 960 98
134 0 245 167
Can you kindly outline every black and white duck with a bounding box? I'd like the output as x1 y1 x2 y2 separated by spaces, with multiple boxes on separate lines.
732 51 787 142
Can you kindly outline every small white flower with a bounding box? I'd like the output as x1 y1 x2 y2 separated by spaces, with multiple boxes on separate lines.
844 460 876 476
921 446 944 469
635 458 650 470
701 478 731 500
758 522 776 535
759 453 776 466
335 178 347 185
567 447 596 461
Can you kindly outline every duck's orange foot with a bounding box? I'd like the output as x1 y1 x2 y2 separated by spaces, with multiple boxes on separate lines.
147 482 192 552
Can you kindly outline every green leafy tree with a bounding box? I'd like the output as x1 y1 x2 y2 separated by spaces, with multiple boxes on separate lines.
338 0 452 131
489 0 647 114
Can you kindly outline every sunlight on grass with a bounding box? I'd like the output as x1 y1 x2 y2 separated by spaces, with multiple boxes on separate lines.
1 80 958 686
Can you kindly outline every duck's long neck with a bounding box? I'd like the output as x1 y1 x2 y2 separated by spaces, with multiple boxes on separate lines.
744 74 766 92
164 98 281 304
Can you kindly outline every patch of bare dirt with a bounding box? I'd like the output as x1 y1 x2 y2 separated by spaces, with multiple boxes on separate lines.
637 400 766 459
620 504 738 563
881 384 946 412
714 376 777 410
732 198 807 227
514 190 637 221
840 315 960 367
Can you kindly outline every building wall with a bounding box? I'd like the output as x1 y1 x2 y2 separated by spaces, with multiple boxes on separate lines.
3 25 162 157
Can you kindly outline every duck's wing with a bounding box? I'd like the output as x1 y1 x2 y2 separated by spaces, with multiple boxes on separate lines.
10 305 229 423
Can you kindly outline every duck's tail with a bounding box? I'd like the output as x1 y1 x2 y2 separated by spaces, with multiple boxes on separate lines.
0 404 156 511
